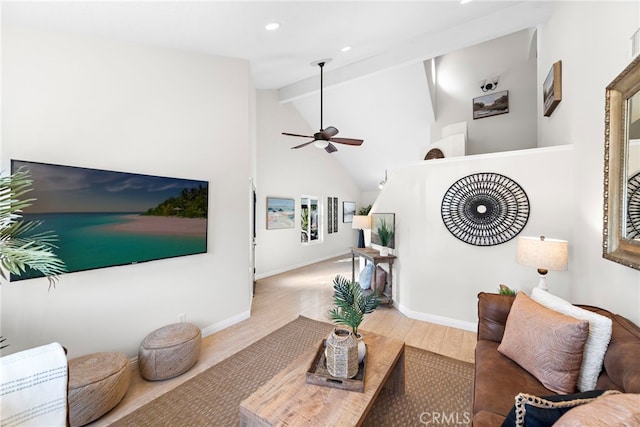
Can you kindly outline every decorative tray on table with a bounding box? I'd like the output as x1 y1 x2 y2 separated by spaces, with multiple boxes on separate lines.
305 339 366 392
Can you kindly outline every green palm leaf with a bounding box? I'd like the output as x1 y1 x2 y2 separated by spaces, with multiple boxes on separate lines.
0 167 66 288
327 274 379 336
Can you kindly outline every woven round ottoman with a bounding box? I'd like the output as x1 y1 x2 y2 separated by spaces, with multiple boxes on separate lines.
138 322 201 381
68 352 130 427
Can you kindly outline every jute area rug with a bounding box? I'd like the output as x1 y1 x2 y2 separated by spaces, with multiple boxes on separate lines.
112 316 474 427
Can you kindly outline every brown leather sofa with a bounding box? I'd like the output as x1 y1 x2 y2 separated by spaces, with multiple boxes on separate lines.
473 292 640 426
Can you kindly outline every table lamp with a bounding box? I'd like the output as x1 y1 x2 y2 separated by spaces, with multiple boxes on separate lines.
516 235 568 291
352 215 371 248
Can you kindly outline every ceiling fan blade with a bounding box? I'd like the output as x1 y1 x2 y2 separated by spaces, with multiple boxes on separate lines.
321 126 339 138
325 143 338 153
283 132 314 138
291 140 315 149
329 137 364 146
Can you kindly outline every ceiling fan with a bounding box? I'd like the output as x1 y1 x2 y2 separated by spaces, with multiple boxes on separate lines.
282 59 364 154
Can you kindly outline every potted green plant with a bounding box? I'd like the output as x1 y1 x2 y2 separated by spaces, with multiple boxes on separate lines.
1 166 66 288
328 274 379 363
358 205 372 216
376 217 393 256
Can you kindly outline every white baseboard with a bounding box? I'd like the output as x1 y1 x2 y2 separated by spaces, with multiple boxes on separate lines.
255 252 351 280
129 310 251 368
396 302 477 332
201 310 251 338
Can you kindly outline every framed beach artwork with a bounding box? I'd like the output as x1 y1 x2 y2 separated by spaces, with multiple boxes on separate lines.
266 197 295 230
343 201 355 223
10 159 208 281
473 90 509 120
543 60 562 117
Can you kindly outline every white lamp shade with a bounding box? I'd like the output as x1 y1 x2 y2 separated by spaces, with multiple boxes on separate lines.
352 215 371 230
516 236 568 271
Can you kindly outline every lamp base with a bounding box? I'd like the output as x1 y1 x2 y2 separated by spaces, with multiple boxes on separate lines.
536 268 549 291
357 229 365 248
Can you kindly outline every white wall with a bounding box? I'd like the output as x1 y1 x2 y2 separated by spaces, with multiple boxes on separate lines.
537 2 640 323
432 29 538 155
373 146 574 329
1 27 254 358
254 90 362 278
289 63 433 192
372 1 640 328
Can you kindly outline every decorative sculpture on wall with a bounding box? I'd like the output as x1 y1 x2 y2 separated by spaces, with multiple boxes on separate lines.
424 148 445 160
627 171 640 239
441 172 530 246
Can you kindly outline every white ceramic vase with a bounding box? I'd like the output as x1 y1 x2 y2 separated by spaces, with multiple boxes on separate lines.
380 246 389 256
356 332 366 363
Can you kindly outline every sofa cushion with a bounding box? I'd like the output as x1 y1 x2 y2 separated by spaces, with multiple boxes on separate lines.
602 312 640 393
554 392 640 426
477 292 515 343
473 410 508 427
498 292 589 394
531 288 612 392
501 390 611 427
474 340 554 418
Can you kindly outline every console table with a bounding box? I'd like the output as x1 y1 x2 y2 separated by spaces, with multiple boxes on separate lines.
351 247 396 307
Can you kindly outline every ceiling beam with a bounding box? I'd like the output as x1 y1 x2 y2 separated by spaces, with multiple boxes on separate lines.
277 1 552 104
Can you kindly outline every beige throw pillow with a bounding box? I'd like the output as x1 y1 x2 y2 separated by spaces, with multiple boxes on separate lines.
553 393 640 426
531 287 612 392
498 292 590 394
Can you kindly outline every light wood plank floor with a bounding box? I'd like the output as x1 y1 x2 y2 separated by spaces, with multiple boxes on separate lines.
93 255 477 426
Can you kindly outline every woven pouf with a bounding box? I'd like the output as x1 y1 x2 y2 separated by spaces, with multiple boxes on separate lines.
68 352 130 427
138 322 201 381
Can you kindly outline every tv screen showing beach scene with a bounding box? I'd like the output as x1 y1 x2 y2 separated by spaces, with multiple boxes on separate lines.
10 159 208 280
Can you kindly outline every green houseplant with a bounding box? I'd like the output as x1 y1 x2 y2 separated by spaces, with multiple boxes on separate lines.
358 205 372 216
328 274 379 337
328 274 379 363
376 217 393 255
0 167 66 288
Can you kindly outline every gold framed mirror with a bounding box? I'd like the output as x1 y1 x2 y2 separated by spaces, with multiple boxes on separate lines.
603 55 640 270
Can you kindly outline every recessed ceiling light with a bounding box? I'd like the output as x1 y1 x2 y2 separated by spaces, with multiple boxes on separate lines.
341 46 352 52
460 0 473 4
265 22 280 31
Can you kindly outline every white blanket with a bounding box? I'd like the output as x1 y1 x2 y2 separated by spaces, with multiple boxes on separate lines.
0 342 67 427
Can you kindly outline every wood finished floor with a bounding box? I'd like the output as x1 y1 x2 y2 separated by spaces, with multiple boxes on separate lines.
92 254 477 426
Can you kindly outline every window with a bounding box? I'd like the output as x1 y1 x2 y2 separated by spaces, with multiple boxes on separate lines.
301 196 321 244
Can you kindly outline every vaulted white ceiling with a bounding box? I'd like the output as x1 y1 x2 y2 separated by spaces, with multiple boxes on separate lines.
2 1 552 190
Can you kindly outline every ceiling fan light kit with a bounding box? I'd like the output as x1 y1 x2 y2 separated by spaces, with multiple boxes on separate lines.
282 59 364 154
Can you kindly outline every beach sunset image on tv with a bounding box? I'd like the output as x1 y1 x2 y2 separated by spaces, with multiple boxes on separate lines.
11 160 208 280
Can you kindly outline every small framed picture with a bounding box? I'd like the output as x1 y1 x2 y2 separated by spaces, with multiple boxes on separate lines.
343 201 355 223
266 197 295 230
371 213 395 248
543 60 562 117
473 90 509 120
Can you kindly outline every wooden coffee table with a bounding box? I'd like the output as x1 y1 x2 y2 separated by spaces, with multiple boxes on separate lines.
239 331 405 427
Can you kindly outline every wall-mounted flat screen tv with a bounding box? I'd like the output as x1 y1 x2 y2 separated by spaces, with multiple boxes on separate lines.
11 159 208 281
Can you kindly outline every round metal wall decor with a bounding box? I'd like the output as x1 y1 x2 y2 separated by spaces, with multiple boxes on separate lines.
441 172 530 246
627 171 640 239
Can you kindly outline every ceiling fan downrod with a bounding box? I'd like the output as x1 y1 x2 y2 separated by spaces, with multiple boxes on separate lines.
319 61 324 132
